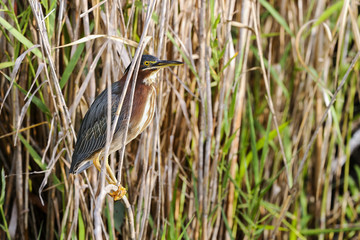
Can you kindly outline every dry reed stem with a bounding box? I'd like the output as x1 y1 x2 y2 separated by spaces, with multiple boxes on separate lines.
226 1 251 239
251 0 290 188
0 44 40 115
29 0 75 140
94 184 117 239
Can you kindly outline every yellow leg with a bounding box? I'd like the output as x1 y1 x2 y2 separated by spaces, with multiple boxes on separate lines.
92 152 113 183
106 163 117 184
92 152 127 201
92 151 102 171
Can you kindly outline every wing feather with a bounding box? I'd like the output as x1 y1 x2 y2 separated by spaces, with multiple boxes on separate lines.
70 81 130 173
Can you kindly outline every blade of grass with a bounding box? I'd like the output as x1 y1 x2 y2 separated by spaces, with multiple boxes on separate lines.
0 61 14 69
0 16 42 57
18 134 63 192
259 0 294 37
60 43 85 89
0 168 10 240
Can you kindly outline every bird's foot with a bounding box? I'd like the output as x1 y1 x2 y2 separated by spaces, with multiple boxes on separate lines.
109 185 127 201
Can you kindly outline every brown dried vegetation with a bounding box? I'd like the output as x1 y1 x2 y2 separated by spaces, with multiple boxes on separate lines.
0 0 360 239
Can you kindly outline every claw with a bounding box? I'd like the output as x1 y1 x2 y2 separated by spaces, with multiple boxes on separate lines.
109 185 127 201
92 153 126 200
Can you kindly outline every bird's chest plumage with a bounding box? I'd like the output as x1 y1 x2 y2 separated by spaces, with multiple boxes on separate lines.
127 84 156 141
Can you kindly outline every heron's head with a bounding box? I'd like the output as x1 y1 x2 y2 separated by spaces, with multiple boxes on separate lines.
125 55 183 85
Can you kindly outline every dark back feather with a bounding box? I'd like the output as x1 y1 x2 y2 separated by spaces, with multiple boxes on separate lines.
70 80 131 173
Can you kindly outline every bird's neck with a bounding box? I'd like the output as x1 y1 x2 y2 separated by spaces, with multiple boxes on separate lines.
120 69 159 86
143 70 160 86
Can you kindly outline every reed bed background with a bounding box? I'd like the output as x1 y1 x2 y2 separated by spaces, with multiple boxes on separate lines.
1 0 360 239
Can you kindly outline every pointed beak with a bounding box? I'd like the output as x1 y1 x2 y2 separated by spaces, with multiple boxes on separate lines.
153 60 183 69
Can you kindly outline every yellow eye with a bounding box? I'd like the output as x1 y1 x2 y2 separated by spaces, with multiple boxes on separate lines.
144 61 150 66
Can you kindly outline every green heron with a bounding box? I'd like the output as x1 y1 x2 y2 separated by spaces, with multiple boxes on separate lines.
70 55 183 200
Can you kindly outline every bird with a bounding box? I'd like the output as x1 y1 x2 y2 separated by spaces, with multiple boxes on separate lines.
70 54 183 200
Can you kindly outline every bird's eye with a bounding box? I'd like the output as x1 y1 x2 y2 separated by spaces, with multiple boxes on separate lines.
144 61 150 66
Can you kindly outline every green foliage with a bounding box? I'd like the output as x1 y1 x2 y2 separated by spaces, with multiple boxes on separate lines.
0 169 10 240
